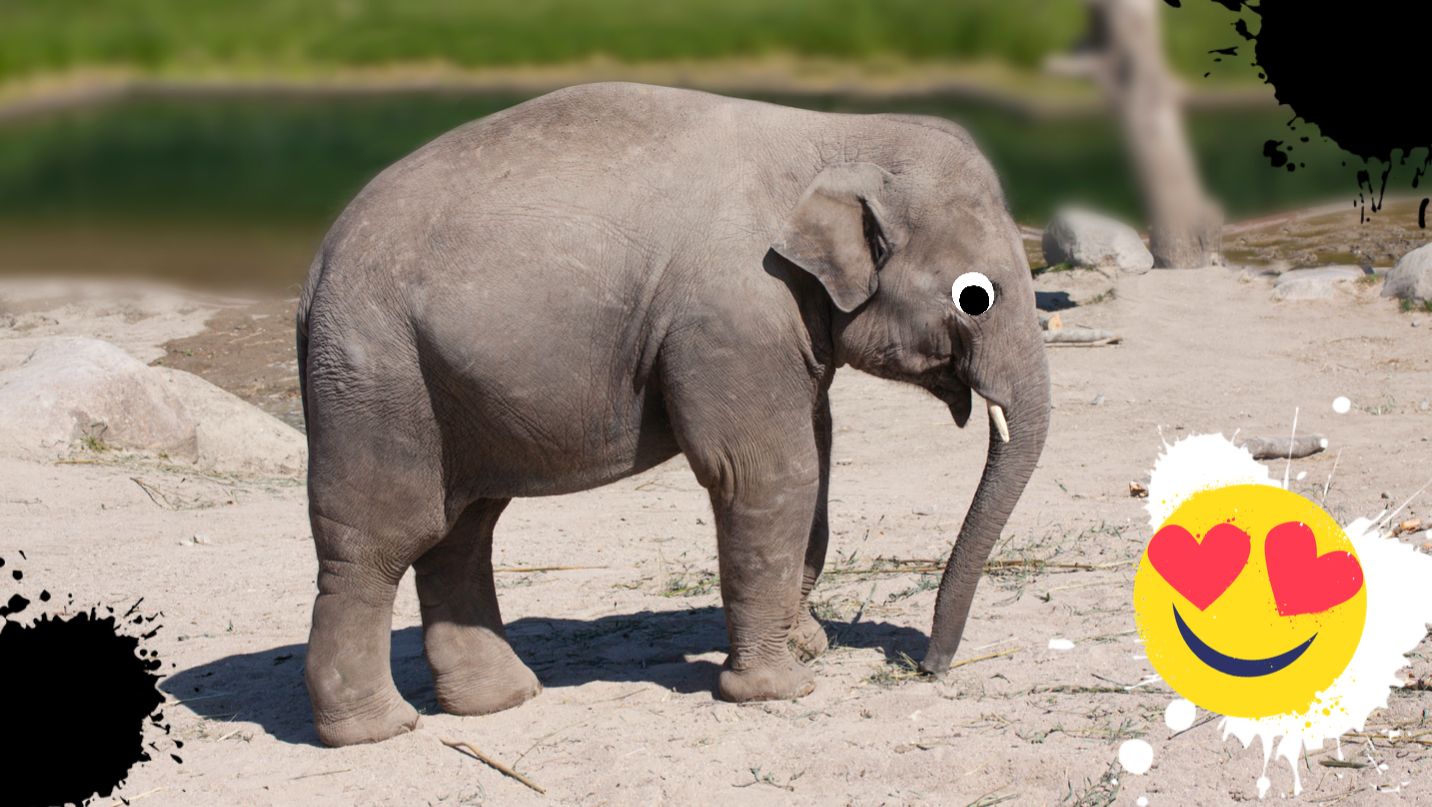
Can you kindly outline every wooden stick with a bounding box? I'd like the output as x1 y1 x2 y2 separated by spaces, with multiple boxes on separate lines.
1236 434 1328 460
947 647 1020 670
1043 328 1121 344
1045 337 1120 348
441 737 547 794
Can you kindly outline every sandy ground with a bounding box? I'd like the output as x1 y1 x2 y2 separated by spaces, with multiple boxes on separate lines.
3 253 1432 806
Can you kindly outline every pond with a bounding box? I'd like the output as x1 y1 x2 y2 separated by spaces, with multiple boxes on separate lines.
0 89 1377 292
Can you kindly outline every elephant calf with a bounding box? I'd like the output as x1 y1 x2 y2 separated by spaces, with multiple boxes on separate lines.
297 82 1050 747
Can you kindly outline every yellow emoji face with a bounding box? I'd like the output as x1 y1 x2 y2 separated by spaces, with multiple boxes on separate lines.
1133 484 1366 718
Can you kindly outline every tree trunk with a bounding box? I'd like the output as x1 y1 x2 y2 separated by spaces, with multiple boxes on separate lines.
1084 0 1222 268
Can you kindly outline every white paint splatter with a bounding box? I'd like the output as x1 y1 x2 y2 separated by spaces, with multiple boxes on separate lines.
1048 638 1074 650
1257 776 1271 799
1119 739 1154 775
1296 471 1307 481
1145 432 1280 528
1165 699 1196 732
1220 515 1432 794
1332 396 1351 414
1137 798 1149 807
1145 433 1432 797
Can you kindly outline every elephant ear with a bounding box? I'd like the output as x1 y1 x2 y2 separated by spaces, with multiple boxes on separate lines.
772 162 898 313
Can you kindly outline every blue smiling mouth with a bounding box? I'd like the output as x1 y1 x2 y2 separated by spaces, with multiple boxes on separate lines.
1173 604 1317 678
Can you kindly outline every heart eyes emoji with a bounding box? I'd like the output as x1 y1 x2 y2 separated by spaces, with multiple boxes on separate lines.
1148 520 1364 615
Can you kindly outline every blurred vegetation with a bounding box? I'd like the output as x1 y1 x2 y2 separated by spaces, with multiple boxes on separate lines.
0 0 1248 83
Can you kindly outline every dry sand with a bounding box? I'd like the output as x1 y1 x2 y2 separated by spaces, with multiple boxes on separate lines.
2 254 1431 806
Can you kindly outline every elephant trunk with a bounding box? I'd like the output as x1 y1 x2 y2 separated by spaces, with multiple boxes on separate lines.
920 357 1050 674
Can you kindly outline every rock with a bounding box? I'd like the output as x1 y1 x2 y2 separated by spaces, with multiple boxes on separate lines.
1271 266 1365 300
1092 395 1105 406
0 337 305 476
1382 242 1432 304
912 505 936 516
1042 208 1154 277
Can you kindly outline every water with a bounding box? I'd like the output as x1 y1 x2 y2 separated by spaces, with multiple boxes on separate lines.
0 90 1382 292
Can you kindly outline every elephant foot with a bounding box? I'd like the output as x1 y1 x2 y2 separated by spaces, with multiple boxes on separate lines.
718 654 815 702
312 688 420 748
788 609 829 661
431 649 542 716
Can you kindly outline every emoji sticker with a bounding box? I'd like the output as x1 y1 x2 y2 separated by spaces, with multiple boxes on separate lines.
1134 484 1366 719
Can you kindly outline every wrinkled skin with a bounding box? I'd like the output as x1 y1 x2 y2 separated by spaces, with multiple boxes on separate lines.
297 83 1051 747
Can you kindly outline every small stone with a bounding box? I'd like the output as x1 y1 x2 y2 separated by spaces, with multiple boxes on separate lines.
192 534 213 546
1126 398 1135 404
912 505 936 516
1092 395 1105 406
1420 398 1429 412
1381 492 1392 500
834 458 854 466
1414 320 1421 327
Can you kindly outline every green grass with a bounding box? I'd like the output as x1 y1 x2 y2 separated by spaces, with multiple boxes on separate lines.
0 0 1247 84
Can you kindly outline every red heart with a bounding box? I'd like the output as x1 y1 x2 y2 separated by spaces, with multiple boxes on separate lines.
1264 521 1364 616
1148 522 1251 610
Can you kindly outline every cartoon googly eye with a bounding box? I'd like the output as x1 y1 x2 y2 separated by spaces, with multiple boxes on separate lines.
952 272 994 316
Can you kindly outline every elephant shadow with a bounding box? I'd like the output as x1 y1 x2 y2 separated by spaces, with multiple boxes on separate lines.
161 607 928 747
1035 291 1077 311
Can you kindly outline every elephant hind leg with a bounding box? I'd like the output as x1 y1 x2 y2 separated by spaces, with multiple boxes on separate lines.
306 512 422 747
414 498 542 716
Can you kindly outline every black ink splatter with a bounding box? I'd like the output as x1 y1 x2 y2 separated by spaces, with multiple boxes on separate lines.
0 554 168 806
1263 140 1289 169
1187 0 1432 213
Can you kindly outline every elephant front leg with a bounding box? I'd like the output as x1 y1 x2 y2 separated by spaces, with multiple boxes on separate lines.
711 470 821 703
790 394 832 661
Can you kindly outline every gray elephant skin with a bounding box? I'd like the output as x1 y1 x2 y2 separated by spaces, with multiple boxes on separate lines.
297 82 1051 747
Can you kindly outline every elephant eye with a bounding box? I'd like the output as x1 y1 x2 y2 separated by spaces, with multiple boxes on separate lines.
952 272 994 316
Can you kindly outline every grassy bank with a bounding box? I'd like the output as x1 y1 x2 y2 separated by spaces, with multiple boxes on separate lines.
1 0 1249 85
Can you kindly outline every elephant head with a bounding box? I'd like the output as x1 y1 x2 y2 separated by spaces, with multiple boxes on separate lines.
772 158 1051 674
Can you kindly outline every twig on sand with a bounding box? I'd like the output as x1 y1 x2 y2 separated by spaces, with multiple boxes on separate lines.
289 768 352 781
130 477 175 509
963 782 1019 807
948 647 1020 670
106 787 164 806
442 737 548 795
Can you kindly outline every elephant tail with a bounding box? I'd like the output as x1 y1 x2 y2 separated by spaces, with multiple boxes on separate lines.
295 249 326 434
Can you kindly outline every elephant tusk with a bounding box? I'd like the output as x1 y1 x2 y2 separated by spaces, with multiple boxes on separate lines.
988 403 1010 443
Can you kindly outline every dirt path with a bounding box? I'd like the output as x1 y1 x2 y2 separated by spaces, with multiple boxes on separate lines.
3 255 1431 805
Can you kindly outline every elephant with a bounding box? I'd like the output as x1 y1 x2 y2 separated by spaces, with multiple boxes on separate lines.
296 82 1051 747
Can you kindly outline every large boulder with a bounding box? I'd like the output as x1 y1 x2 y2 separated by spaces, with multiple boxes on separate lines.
0 337 305 476
1272 265 1366 300
1042 208 1154 277
1382 242 1432 304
